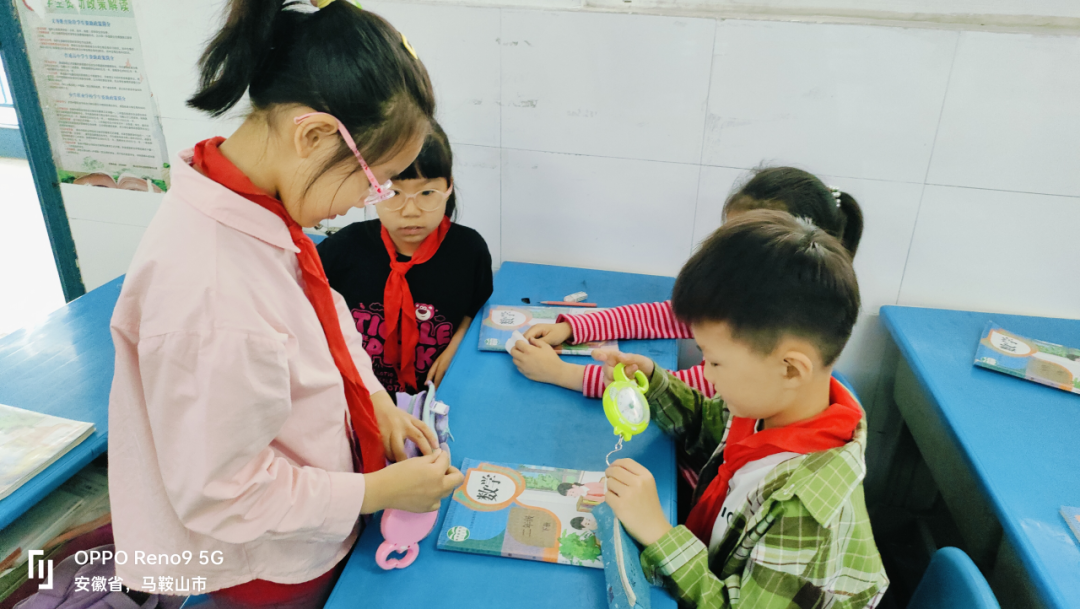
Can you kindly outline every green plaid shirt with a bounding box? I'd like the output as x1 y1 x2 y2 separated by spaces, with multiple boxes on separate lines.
640 367 888 609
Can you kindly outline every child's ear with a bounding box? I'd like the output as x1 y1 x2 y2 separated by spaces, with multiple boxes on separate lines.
780 348 814 386
293 115 340 159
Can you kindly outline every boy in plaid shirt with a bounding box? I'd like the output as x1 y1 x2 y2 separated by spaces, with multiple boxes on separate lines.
599 211 888 608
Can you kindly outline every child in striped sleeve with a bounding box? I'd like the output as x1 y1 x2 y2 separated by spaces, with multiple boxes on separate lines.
511 166 864 400
597 211 888 609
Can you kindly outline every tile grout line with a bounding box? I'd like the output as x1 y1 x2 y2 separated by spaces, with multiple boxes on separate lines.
451 144 1080 200
497 7 504 268
895 31 962 307
688 20 720 256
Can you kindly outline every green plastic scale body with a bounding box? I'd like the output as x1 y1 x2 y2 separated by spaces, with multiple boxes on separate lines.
603 363 651 441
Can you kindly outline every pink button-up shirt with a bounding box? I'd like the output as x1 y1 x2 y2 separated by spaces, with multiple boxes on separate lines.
108 151 384 591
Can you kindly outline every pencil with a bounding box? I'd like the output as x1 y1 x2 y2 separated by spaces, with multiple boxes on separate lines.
540 301 598 307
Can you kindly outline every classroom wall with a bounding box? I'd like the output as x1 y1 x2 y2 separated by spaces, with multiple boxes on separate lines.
57 0 1080 409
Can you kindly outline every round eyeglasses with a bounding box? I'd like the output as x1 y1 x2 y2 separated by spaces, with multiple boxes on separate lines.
377 185 453 212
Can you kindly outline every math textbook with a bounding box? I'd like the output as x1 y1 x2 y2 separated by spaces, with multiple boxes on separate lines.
0 403 95 501
973 322 1080 396
477 305 617 355
1063 507 1080 544
437 459 606 568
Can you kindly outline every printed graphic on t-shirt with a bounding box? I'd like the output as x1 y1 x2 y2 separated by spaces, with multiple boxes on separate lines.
352 302 454 392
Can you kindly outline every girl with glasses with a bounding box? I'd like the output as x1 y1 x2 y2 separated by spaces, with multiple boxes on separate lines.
318 122 493 394
107 1 463 607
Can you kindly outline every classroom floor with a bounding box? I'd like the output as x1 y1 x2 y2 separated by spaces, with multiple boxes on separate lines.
0 157 64 337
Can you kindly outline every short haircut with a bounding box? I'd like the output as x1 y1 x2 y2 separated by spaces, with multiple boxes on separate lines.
570 517 586 530
672 210 860 365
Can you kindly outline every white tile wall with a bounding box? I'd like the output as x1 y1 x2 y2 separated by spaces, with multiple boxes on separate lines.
500 149 700 277
62 184 163 227
56 1 1080 412
366 2 502 148
702 21 958 183
898 185 1080 319
926 31 1080 197
820 175 925 314
68 219 150 292
135 0 223 123
691 166 745 248
451 144 502 267
500 9 715 164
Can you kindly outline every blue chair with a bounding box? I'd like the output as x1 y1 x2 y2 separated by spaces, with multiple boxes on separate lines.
908 547 1000 609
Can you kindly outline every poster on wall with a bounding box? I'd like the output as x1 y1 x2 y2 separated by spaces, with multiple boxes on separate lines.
15 0 169 192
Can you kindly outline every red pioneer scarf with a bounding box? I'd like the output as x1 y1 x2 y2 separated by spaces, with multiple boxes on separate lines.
684 378 862 544
379 216 451 391
192 137 385 474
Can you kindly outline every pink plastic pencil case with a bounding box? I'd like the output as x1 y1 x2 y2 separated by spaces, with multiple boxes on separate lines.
375 509 440 569
375 382 451 570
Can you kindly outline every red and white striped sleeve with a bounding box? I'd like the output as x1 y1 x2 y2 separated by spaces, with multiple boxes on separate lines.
672 364 715 398
580 362 715 399
558 300 692 344
582 365 607 399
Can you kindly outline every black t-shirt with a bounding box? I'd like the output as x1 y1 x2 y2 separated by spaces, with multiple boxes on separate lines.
318 220 493 393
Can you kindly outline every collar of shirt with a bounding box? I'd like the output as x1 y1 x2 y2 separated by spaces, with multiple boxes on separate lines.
173 148 300 254
763 387 868 528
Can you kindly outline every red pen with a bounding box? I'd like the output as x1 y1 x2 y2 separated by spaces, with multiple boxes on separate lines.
540 301 597 308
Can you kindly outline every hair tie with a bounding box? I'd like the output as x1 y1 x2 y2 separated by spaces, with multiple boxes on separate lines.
828 185 842 208
314 0 415 59
401 34 418 59
315 0 362 9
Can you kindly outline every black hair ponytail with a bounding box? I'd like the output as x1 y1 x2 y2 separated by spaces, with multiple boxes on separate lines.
836 191 864 257
187 0 435 170
188 0 286 117
722 166 864 259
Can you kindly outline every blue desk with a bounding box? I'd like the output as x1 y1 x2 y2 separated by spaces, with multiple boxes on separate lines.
881 306 1080 609
0 276 122 530
327 262 679 609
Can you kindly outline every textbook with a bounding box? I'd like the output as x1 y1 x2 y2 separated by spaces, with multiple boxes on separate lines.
973 322 1080 396
0 403 95 501
437 459 606 568
0 462 110 591
477 305 618 355
1064 507 1080 545
594 502 651 609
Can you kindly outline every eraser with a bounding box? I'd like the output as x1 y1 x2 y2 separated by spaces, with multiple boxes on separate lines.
564 291 588 303
505 330 527 355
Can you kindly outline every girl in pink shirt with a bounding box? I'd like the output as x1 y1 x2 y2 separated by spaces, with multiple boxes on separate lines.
511 167 865 401
108 2 462 607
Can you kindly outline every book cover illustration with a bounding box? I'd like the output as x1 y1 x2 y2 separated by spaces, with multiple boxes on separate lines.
0 403 95 500
1063 507 1080 545
594 502 651 609
973 322 1080 396
437 459 606 568
477 305 618 355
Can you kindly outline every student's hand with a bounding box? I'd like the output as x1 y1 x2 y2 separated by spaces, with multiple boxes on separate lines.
372 390 439 461
511 338 562 383
605 459 672 547
592 349 655 383
427 343 458 388
362 449 464 514
524 322 573 346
